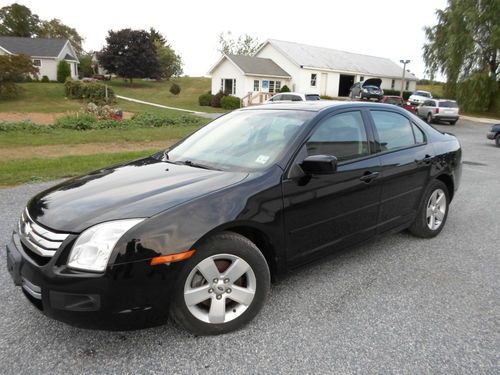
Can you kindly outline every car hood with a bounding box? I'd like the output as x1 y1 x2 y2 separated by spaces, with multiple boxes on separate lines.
362 78 382 88
27 157 248 233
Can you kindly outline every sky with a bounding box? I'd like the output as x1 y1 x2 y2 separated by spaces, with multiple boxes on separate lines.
1 0 448 79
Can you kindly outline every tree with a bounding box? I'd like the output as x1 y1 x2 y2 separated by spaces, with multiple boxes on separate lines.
155 41 183 80
149 27 166 44
423 0 499 109
38 19 84 56
77 52 94 78
97 29 161 84
0 3 40 37
217 31 261 56
0 54 39 98
57 60 71 83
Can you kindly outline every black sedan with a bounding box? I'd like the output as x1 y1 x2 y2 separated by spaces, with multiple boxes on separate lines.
486 123 500 147
6 102 462 335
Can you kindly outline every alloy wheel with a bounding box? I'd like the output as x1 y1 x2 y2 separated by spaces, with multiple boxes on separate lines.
184 254 256 324
426 188 447 230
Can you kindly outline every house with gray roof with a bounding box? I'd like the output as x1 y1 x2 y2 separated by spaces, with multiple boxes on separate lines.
209 39 417 104
0 36 79 81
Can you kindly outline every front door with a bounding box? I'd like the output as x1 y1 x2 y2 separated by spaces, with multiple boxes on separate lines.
321 73 328 96
283 110 382 266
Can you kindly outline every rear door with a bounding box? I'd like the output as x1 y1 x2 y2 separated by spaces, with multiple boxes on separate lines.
368 110 433 232
283 110 382 266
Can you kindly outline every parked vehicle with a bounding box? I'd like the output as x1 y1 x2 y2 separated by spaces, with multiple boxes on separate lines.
417 99 460 125
408 90 432 105
349 78 384 101
267 92 321 102
486 123 500 147
6 102 462 335
380 95 417 113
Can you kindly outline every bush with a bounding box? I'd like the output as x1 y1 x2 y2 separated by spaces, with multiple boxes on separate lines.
24 75 33 83
57 61 71 83
198 93 213 106
169 83 181 95
280 85 291 93
0 120 52 133
211 91 226 108
220 95 240 110
320 95 334 100
64 79 116 104
55 114 97 130
456 72 497 112
382 89 413 100
41 75 50 83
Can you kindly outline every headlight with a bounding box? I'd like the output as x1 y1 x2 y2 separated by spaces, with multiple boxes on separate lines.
362 88 368 93
67 219 144 272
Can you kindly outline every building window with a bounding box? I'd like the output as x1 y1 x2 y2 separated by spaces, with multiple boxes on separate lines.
310 74 317 87
32 59 41 67
391 79 395 89
275 81 281 92
269 80 275 93
254 80 259 91
221 78 236 95
405 80 410 90
360 76 364 82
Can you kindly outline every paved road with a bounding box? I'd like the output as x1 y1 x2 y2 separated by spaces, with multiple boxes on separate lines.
0 119 498 374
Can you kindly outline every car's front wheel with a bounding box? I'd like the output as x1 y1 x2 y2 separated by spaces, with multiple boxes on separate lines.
409 179 450 238
426 113 433 124
495 134 500 147
170 232 270 335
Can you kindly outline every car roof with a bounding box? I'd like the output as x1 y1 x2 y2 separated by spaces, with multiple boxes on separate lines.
240 100 407 112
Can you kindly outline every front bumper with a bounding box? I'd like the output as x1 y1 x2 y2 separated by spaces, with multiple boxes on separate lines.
5 231 182 330
487 132 497 140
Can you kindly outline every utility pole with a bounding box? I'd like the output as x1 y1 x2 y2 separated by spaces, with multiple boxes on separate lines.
399 59 410 98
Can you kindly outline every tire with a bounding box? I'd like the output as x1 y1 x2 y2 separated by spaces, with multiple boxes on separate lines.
495 134 500 147
409 179 450 238
449 120 457 125
169 232 270 335
426 113 433 124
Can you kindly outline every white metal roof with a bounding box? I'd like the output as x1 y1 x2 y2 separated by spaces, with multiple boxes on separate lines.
260 39 417 80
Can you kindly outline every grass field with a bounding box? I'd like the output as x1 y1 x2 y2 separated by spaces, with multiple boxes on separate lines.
108 77 225 113
0 150 157 186
0 80 212 186
416 84 444 98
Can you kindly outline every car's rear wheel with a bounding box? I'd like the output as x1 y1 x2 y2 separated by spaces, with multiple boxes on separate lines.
169 232 270 335
409 179 449 238
426 113 433 124
449 120 457 125
495 134 500 147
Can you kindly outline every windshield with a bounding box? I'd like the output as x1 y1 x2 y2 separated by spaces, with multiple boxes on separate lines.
439 101 458 108
415 91 431 98
165 110 314 171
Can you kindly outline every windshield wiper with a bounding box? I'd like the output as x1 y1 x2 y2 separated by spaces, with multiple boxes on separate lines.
176 160 223 171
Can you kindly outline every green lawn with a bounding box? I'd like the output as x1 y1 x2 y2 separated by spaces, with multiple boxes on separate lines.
0 83 82 113
0 150 156 186
416 84 444 98
0 126 201 148
108 77 226 113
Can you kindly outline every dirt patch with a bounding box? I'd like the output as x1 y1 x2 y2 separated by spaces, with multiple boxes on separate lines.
0 140 176 161
0 111 134 125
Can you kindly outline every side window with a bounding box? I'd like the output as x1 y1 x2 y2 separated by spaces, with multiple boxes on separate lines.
306 111 369 162
371 111 416 151
271 95 281 101
412 123 425 144
423 100 432 106
310 74 317 87
291 95 302 101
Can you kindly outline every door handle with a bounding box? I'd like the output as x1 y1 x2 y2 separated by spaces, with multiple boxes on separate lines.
359 171 380 183
415 154 433 164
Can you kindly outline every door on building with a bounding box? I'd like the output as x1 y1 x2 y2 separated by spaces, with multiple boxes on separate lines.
320 73 328 96
338 75 355 97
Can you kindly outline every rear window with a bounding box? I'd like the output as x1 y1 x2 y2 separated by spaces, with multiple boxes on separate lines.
439 101 458 108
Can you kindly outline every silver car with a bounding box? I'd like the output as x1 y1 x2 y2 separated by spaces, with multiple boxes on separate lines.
417 99 460 125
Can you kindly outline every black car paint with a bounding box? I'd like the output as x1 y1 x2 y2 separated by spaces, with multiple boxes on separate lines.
486 123 500 146
6 102 462 329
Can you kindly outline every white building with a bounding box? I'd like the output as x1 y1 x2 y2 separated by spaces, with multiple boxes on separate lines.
209 39 417 104
0 36 79 81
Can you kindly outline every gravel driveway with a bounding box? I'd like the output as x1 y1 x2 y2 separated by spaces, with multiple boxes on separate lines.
0 119 498 374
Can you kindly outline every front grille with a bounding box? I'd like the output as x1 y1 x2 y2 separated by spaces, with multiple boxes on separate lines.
18 209 69 260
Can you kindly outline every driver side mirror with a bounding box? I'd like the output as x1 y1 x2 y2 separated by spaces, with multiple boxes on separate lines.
300 155 338 175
